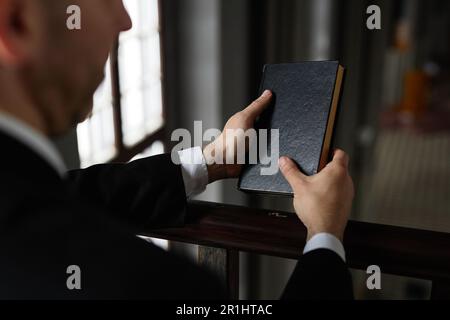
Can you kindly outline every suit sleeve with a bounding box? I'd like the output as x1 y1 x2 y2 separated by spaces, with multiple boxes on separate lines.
65 153 187 230
281 249 354 300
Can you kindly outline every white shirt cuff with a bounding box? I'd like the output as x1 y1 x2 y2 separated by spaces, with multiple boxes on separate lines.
178 147 209 198
303 233 346 262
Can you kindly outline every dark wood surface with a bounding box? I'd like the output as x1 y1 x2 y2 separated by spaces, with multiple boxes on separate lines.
198 247 239 299
143 200 450 283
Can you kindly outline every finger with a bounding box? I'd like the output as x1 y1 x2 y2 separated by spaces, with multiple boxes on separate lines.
279 156 307 190
242 90 272 121
331 149 349 168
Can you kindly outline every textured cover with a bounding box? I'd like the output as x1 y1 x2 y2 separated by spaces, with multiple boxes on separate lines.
238 61 344 196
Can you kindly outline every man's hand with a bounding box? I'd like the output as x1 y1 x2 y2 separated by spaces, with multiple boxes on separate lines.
279 150 354 242
203 90 272 183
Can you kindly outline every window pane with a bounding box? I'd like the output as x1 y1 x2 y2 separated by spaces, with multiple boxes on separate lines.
76 60 116 168
120 0 164 147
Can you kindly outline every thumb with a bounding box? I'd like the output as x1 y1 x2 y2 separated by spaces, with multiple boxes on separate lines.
279 157 306 190
330 149 350 168
242 90 272 121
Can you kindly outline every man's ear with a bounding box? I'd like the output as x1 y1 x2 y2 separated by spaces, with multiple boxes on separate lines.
0 0 39 66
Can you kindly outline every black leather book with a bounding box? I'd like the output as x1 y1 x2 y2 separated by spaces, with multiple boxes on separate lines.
238 61 345 196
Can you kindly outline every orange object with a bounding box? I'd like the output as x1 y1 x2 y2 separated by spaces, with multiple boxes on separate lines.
400 70 430 118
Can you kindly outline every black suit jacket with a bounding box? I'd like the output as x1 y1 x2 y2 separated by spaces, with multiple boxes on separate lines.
0 132 352 299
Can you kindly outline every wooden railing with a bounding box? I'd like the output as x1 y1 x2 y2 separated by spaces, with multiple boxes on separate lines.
142 200 450 299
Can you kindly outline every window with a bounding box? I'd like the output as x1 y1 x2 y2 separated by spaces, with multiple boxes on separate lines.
77 0 165 168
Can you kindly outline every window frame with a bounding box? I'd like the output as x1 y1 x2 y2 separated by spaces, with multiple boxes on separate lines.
106 0 168 164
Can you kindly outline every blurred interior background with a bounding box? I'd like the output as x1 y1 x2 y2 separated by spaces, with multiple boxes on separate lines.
53 0 450 300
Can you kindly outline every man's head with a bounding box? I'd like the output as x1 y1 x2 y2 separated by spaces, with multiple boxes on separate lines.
0 0 132 136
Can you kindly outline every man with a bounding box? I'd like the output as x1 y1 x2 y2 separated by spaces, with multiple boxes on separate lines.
0 0 354 299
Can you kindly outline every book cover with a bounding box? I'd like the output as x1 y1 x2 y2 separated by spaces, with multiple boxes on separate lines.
238 61 345 196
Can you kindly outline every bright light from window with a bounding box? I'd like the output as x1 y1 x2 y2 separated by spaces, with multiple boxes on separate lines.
77 0 163 168
120 0 164 147
130 140 165 162
77 60 116 168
